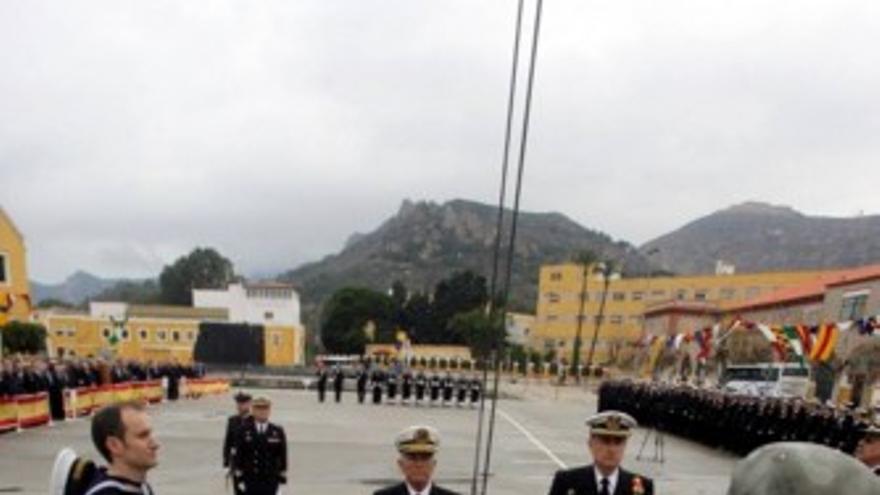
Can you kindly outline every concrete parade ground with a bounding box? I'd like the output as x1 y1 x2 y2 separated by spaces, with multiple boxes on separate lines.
0 381 738 494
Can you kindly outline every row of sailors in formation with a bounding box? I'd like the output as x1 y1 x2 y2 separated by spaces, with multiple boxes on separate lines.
315 367 483 406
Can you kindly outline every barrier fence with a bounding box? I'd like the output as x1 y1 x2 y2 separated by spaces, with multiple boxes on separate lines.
0 378 229 434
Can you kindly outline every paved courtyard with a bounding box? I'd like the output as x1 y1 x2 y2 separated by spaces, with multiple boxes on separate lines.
0 381 738 494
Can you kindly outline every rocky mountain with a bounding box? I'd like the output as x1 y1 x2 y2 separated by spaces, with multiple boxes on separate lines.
279 199 654 320
31 271 121 305
640 202 880 275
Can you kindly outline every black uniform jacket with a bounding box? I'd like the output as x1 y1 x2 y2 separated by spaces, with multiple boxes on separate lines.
547 465 654 495
373 482 461 495
232 420 288 481
223 414 250 467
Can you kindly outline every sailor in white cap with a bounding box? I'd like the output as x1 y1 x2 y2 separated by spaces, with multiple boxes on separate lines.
547 411 654 495
856 423 880 477
727 442 880 494
373 425 460 495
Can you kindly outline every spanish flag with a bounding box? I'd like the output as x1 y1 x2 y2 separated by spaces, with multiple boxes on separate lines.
809 323 838 362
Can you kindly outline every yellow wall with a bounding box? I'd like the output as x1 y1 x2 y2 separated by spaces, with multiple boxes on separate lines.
533 264 832 363
263 324 304 366
43 314 198 363
0 209 31 325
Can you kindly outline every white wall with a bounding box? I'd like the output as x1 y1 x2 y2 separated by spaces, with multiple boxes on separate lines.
193 283 301 326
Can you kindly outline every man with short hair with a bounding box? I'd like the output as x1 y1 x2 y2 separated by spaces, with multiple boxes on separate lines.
231 396 287 495
85 401 159 494
547 411 654 495
374 425 460 495
856 423 880 476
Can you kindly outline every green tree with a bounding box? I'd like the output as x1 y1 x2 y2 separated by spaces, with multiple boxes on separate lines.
36 298 75 309
425 270 488 343
92 279 161 305
159 247 235 305
320 287 395 354
447 309 506 359
1 321 47 354
401 291 433 343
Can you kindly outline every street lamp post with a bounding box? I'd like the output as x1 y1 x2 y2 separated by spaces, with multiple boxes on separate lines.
585 263 614 376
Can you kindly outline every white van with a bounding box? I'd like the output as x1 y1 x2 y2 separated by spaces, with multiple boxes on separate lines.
721 362 811 398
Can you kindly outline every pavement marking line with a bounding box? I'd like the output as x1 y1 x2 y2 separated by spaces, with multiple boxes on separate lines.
498 409 568 469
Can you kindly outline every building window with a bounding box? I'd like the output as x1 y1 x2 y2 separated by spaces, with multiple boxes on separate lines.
264 311 274 320
546 314 558 322
188 331 195 341
121 329 130 340
612 292 625 301
840 293 869 320
549 272 562 281
139 329 149 341
720 288 736 300
157 330 167 341
632 291 643 301
651 290 665 299
272 334 281 346
66 328 76 337
102 328 111 338
695 290 708 301
546 292 560 303
675 290 687 300
55 329 65 337
0 253 6 283
609 315 623 324
172 331 181 342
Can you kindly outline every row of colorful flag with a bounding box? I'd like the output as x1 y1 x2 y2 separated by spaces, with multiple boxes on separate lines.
640 315 880 363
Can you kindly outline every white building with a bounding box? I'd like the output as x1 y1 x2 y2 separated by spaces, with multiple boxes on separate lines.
193 282 301 326
506 312 535 347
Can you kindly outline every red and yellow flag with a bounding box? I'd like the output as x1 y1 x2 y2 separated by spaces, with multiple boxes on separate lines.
810 323 838 362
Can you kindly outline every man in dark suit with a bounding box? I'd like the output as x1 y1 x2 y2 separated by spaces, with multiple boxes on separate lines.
356 365 369 404
316 366 328 403
223 392 252 495
332 365 345 403
231 396 288 495
856 422 880 476
548 411 654 495
373 425 460 495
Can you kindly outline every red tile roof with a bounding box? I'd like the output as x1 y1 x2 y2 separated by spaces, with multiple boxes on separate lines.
726 264 880 312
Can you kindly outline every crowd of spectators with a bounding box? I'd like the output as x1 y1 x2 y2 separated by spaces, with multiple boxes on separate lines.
0 355 206 419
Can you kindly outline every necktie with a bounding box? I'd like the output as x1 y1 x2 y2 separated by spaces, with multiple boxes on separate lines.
599 477 610 495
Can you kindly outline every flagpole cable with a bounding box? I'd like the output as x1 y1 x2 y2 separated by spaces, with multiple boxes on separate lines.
481 1 545 494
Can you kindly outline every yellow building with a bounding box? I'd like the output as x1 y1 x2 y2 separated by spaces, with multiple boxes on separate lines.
0 207 32 325
533 264 833 364
39 302 305 366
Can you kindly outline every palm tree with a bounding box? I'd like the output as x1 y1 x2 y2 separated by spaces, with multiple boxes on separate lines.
570 250 597 382
585 259 620 374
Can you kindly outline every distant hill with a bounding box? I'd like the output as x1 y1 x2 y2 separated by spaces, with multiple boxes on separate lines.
279 199 654 321
640 201 880 275
31 271 120 305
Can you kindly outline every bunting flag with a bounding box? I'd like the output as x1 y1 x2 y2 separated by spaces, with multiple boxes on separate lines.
795 324 813 355
782 325 804 358
809 323 838 362
673 333 685 350
770 326 790 361
696 327 713 359
756 324 777 343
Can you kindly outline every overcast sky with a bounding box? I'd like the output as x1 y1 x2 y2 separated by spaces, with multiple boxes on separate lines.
2 1 880 283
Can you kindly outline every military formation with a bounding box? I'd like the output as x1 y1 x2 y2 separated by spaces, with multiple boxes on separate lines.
598 379 876 457
315 365 483 408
